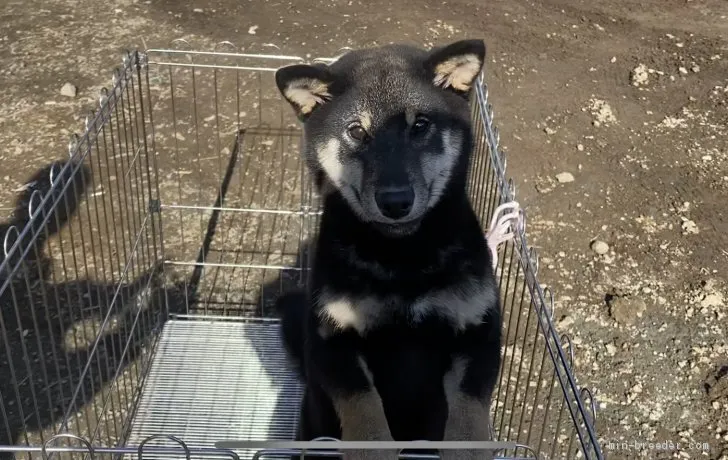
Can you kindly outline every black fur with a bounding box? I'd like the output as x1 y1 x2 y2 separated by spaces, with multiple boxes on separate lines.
292 184 502 439
276 290 308 379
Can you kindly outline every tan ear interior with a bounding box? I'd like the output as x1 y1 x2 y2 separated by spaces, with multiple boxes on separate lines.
283 78 332 115
432 53 483 92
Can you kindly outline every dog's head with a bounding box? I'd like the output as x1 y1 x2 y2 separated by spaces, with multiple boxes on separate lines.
275 39 486 237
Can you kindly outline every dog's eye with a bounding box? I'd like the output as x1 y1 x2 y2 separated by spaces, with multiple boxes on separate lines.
411 117 431 136
347 124 370 143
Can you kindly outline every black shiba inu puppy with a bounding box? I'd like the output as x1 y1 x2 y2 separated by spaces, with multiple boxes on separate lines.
274 39 519 460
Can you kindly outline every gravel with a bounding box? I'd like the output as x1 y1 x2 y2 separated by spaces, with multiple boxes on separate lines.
60 82 77 98
608 295 647 326
591 240 610 255
556 172 575 183
631 63 650 86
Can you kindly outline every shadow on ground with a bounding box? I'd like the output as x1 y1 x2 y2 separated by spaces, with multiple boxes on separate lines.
0 160 192 460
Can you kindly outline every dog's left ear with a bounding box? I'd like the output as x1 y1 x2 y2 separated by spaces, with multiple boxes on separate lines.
424 39 486 95
275 63 335 119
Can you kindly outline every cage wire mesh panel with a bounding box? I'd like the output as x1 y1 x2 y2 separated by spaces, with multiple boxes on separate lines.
0 43 603 460
0 51 165 459
144 45 318 319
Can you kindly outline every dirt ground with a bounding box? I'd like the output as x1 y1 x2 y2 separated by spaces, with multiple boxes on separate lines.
1 0 727 459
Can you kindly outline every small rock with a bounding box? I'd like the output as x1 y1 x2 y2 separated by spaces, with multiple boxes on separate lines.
681 218 699 235
555 172 575 183
591 240 609 255
577 143 584 151
704 364 728 402
60 82 77 98
691 65 700 73
608 295 647 326
626 381 643 404
588 98 617 125
610 56 617 63
193 8 204 13
544 127 557 135
631 64 649 86
605 342 617 356
701 292 724 309
535 183 553 194
557 315 574 328
678 66 688 75
248 25 259 34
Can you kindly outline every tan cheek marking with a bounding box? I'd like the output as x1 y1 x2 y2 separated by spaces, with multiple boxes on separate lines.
359 110 373 132
424 129 461 207
316 138 344 185
405 109 416 127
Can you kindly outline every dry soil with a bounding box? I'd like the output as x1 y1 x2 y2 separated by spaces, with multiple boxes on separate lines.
1 0 727 459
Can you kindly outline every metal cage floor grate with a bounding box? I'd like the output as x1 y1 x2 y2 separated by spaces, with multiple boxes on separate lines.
125 319 304 459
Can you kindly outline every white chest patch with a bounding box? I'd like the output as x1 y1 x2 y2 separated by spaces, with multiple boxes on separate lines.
316 278 497 336
410 278 497 330
317 292 384 336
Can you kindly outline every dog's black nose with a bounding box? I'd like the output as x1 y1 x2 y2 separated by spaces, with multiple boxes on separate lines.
375 186 415 220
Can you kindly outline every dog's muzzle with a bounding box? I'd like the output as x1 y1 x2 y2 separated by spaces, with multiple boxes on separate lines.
374 185 415 220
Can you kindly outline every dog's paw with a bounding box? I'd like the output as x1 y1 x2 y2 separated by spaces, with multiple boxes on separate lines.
344 448 398 460
485 201 520 271
440 448 496 460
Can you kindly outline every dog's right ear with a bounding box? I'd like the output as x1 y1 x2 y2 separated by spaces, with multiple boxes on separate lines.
424 39 486 96
275 63 335 120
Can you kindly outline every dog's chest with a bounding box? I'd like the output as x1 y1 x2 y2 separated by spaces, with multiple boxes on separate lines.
317 277 496 335
358 325 454 439
362 323 454 384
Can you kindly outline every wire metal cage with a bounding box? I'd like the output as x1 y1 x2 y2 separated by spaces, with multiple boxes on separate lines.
0 42 603 460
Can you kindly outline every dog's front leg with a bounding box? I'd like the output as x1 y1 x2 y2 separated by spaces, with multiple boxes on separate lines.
331 385 395 460
311 329 396 460
328 359 396 460
441 358 497 460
